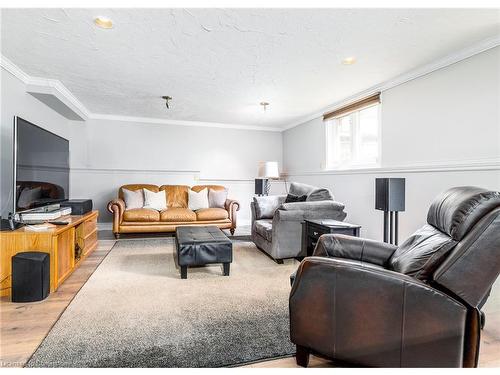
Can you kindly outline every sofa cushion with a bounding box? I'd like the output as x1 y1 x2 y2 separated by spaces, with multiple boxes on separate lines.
123 208 160 222
143 189 167 211
160 208 196 222
289 182 333 201
253 195 286 219
192 185 226 193
160 185 189 208
208 188 228 208
389 224 458 281
196 208 229 221
284 193 308 203
188 188 209 211
122 188 144 210
254 219 273 242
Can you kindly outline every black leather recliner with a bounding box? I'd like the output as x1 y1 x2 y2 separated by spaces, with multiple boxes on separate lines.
289 186 500 367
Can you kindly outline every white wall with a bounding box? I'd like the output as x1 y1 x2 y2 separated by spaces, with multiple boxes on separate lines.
3 45 499 232
69 119 283 224
0 68 72 218
283 46 500 241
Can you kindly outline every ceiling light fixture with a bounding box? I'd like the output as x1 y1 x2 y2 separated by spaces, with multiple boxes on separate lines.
94 17 113 29
162 96 172 109
341 57 356 65
260 102 269 111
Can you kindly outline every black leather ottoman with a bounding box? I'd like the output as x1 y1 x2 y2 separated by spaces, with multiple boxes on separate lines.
175 226 233 279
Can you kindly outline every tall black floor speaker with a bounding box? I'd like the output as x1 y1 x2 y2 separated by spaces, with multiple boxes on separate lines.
375 178 405 245
12 252 50 302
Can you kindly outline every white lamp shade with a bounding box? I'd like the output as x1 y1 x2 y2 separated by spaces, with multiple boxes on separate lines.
258 161 280 179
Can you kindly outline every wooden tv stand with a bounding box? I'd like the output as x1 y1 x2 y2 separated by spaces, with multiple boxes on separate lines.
0 210 99 298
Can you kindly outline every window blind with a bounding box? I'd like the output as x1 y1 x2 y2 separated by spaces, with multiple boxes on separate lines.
323 92 381 121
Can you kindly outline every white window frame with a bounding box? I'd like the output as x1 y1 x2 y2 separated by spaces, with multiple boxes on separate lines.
325 103 381 170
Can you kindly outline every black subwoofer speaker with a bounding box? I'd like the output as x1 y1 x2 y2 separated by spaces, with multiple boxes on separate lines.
375 178 405 212
12 252 50 302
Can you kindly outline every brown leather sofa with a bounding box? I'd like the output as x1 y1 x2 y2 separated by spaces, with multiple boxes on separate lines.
290 186 500 367
107 184 239 238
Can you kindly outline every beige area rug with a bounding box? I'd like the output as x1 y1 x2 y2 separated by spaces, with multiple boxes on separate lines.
27 239 299 367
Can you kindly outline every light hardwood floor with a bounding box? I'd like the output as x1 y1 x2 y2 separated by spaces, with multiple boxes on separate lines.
1 237 499 368
0 240 115 367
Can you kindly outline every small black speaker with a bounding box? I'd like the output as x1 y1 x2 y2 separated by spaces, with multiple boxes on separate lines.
255 179 266 195
375 178 405 212
12 252 50 302
60 199 93 215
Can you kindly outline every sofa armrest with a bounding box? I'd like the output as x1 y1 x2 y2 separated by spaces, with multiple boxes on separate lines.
107 198 125 233
290 256 469 367
225 199 240 229
274 203 347 223
313 234 397 267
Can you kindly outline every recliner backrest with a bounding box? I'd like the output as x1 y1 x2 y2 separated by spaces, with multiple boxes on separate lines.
433 205 500 307
422 186 500 307
426 186 500 241
389 186 500 307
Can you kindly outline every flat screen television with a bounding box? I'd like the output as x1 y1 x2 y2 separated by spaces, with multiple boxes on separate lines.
14 117 69 214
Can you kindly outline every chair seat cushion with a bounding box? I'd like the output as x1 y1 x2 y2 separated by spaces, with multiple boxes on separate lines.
195 208 229 221
160 208 196 222
389 224 457 281
123 208 160 222
254 219 273 242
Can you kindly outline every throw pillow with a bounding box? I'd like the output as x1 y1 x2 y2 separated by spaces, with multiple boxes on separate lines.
284 193 307 203
143 189 167 211
122 188 144 210
389 224 458 281
253 195 286 219
289 182 315 196
307 188 334 201
289 182 334 201
188 188 209 211
208 188 228 208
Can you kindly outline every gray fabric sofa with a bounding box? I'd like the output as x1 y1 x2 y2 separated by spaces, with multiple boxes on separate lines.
251 182 347 262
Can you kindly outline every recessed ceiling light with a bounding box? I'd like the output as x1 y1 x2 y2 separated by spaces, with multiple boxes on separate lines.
341 57 356 65
94 17 113 29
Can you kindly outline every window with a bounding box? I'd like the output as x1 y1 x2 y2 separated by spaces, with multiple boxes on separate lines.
325 98 380 170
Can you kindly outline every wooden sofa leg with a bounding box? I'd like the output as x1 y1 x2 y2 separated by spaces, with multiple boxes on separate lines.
114 233 121 239
230 228 235 235
295 345 310 367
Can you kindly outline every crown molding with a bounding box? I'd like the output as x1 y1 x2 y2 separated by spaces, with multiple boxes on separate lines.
282 35 500 131
1 54 281 132
0 55 31 83
27 77 91 120
87 113 283 132
1 55 90 121
3 34 499 132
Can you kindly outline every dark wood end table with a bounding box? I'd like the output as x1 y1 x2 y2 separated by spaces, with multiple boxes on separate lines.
302 219 361 257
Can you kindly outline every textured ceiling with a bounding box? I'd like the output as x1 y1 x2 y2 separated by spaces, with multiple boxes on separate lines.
1 8 499 128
